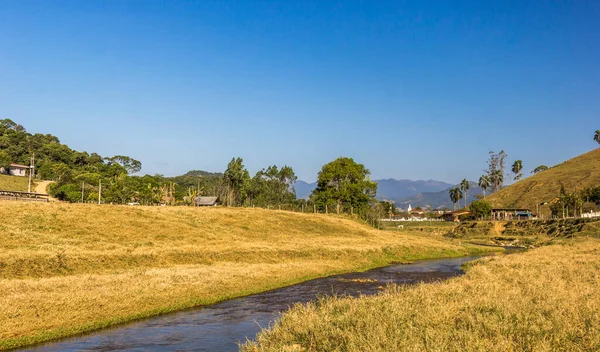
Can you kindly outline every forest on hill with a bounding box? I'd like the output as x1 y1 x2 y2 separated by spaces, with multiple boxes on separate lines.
0 119 296 206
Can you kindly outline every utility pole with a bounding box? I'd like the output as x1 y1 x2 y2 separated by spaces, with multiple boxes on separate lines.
98 180 102 205
28 152 35 193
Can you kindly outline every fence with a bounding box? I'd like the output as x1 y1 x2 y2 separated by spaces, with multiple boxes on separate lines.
0 189 49 202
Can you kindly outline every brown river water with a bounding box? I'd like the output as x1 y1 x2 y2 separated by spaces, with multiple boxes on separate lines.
22 256 484 352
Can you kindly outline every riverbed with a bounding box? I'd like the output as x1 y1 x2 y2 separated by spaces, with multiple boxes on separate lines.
24 256 480 351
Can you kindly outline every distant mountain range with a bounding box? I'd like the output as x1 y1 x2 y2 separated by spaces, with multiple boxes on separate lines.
294 178 487 209
396 182 488 210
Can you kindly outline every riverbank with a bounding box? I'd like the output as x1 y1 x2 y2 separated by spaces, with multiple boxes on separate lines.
244 239 600 351
0 202 496 350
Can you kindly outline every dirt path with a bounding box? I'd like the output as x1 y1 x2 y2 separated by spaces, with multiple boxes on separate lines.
34 180 58 201
492 221 506 236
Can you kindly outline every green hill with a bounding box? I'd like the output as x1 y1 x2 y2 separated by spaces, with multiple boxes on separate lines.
487 148 600 209
0 174 30 192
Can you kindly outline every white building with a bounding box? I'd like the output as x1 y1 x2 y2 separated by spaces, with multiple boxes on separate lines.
0 163 30 177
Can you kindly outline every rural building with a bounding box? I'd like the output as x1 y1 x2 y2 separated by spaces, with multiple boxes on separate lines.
409 208 427 215
0 163 31 177
442 210 471 222
195 196 218 206
491 208 532 221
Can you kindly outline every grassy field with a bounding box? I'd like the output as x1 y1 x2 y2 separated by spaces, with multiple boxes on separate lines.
487 148 600 210
0 201 495 350
0 174 31 192
244 239 600 351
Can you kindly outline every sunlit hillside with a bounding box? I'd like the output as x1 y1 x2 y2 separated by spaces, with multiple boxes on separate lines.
487 148 600 209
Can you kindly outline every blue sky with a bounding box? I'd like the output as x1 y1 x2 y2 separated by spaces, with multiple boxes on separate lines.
1 1 598 183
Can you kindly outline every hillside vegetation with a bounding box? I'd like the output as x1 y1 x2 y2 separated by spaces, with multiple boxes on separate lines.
0 202 491 350
244 240 600 351
0 174 30 192
487 148 600 209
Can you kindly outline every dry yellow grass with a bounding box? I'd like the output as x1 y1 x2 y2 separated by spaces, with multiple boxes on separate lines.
0 201 491 350
244 239 600 352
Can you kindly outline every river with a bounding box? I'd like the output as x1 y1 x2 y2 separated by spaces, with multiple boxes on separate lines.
24 256 481 351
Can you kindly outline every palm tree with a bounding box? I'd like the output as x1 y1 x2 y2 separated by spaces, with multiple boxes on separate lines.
595 130 600 147
460 179 470 208
491 169 504 192
511 160 523 181
449 187 462 210
478 175 490 197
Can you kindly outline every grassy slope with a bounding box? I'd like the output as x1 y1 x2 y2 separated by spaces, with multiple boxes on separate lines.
0 202 493 350
245 239 600 352
0 174 30 192
487 148 600 209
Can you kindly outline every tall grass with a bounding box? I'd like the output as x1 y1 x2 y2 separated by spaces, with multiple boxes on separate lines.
244 239 600 351
0 201 491 350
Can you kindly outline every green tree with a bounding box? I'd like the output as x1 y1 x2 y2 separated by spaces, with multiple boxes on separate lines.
460 179 470 208
310 157 377 214
105 155 142 174
380 200 397 217
0 150 11 171
531 165 549 174
478 175 490 197
223 157 251 206
511 160 523 180
469 199 492 219
594 130 600 147
249 165 297 207
449 187 462 210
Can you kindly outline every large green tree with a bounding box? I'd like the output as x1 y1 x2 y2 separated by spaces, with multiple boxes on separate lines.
222 157 251 206
249 165 297 207
595 130 600 147
0 150 10 171
310 157 377 214
470 199 492 219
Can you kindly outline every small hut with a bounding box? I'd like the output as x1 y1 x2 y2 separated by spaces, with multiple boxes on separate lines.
491 208 532 221
442 210 471 222
195 196 218 207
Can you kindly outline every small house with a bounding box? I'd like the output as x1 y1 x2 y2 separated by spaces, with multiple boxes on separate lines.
195 196 218 207
442 210 471 222
0 163 31 177
491 208 532 221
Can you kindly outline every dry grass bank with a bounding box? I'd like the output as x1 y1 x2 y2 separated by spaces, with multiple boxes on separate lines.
0 201 491 350
244 240 600 352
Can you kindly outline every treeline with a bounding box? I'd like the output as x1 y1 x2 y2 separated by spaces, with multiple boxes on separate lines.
0 119 297 206
1 119 384 225
549 185 600 218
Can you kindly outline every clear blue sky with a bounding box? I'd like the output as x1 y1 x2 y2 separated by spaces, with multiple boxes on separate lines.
1 1 598 183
